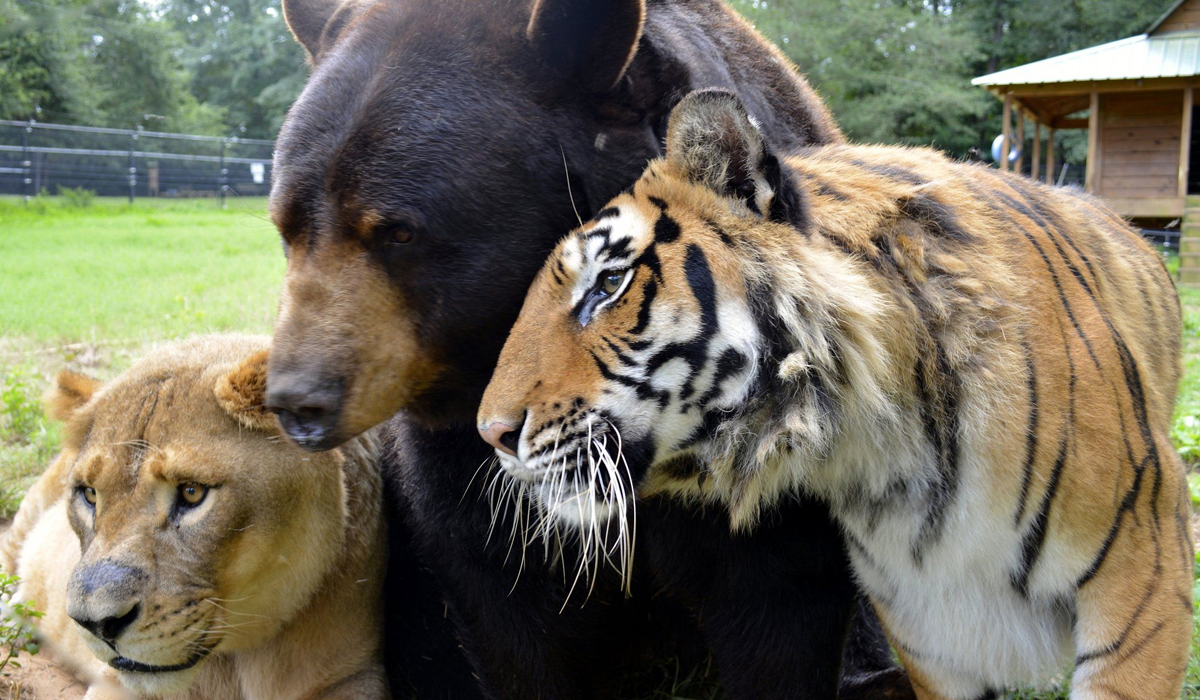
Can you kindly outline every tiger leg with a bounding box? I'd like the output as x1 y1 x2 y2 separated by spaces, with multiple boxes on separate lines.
1070 443 1193 700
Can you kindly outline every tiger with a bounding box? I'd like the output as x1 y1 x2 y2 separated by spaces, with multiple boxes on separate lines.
476 89 1194 700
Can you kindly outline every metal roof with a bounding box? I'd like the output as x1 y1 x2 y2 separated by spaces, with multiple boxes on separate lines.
972 31 1200 87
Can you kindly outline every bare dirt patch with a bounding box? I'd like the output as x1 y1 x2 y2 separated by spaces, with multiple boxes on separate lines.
0 655 86 700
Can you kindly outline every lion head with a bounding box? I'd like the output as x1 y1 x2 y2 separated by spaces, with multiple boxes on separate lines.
36 335 382 697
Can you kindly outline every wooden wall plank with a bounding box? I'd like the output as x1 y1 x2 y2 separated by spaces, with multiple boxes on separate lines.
1102 94 1185 118
1105 136 1182 152
1087 91 1099 192
1101 125 1185 141
1105 114 1186 128
1156 2 1200 34
1182 85 1193 198
1105 151 1184 166
1101 176 1177 189
1002 93 1012 173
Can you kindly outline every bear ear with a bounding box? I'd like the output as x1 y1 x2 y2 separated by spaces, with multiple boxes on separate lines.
215 351 278 433
526 0 645 93
665 89 804 226
43 370 101 423
283 0 366 62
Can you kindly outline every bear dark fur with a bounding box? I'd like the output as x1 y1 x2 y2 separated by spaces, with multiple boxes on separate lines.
266 0 910 697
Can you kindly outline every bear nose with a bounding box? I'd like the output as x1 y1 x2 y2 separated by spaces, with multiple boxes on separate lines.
479 418 524 457
72 603 140 645
264 372 345 451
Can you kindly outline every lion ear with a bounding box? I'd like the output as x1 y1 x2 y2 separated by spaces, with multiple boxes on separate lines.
44 370 101 423
215 351 278 432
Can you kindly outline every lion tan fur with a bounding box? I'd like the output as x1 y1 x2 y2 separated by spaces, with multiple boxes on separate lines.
2 335 388 700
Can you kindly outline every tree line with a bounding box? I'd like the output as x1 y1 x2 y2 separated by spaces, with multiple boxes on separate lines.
0 0 1174 158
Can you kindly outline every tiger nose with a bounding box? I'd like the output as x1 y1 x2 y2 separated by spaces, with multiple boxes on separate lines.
479 419 523 456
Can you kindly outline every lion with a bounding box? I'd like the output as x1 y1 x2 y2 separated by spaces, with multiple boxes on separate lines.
0 335 388 700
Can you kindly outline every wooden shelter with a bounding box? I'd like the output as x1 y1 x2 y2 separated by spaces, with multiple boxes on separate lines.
973 0 1200 222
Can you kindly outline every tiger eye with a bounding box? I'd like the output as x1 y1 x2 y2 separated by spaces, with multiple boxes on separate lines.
602 270 628 295
179 483 208 507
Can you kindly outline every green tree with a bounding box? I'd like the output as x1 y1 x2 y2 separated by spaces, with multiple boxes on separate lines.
0 0 224 132
162 0 308 138
0 4 54 120
735 0 993 154
736 0 1176 159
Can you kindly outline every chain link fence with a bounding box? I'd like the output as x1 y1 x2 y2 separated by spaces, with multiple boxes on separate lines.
0 120 275 204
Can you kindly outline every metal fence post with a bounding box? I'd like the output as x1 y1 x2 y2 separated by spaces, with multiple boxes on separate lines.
128 131 137 204
22 121 32 202
0 119 276 199
219 138 227 210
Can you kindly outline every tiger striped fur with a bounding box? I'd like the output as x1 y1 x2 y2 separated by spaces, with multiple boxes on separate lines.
477 90 1194 700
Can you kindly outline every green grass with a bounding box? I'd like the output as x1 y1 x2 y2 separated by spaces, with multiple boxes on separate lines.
0 201 1196 698
0 195 282 516
0 196 282 342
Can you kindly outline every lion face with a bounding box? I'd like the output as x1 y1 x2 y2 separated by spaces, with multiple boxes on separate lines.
55 337 350 696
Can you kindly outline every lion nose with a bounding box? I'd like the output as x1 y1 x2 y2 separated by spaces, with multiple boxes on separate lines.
264 372 344 451
479 418 524 457
67 560 145 644
72 603 140 644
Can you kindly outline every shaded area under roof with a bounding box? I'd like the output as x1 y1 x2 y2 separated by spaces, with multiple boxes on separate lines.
972 32 1200 87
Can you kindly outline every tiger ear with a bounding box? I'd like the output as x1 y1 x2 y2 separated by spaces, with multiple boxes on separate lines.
215 351 278 433
43 370 101 423
665 89 805 227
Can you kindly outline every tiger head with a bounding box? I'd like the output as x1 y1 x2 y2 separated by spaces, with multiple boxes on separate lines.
478 90 841 532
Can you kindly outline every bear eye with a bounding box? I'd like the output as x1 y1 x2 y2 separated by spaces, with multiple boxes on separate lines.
178 483 208 508
388 227 414 246
81 486 97 506
600 269 630 296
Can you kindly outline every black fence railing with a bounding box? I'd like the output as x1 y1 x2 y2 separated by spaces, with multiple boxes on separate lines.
0 120 275 205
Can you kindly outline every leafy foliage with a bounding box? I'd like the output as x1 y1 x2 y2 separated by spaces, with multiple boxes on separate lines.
0 0 225 132
0 572 42 679
734 0 1176 158
56 185 95 208
161 0 309 137
0 368 41 447
0 0 1174 150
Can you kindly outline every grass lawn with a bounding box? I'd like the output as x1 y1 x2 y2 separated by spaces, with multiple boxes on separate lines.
0 195 283 516
0 196 1196 699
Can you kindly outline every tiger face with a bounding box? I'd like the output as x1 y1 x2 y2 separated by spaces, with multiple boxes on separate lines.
478 90 803 528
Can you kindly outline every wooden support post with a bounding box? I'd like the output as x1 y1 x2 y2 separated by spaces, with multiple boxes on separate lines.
1180 85 1193 198
1031 121 1041 182
1001 92 1012 172
1085 91 1100 193
1047 128 1056 185
1015 110 1025 174
1179 85 1200 285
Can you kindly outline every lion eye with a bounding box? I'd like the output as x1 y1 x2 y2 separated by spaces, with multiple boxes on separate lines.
178 483 208 507
601 269 629 295
82 487 97 506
